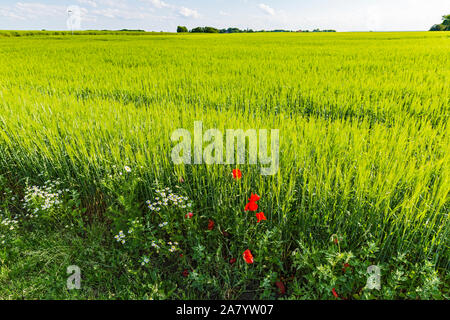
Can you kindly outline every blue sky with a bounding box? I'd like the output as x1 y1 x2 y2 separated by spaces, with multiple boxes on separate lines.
0 0 449 32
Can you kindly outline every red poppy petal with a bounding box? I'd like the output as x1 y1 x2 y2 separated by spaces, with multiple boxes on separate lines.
245 201 258 211
332 288 339 299
243 250 254 264
249 193 260 202
232 169 242 180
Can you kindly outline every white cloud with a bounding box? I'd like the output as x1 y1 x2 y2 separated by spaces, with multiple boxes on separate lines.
142 0 199 19
0 7 26 20
96 0 129 10
146 0 171 9
92 7 153 19
140 0 199 19
0 2 67 20
77 0 97 8
178 6 199 18
16 2 65 17
258 3 275 16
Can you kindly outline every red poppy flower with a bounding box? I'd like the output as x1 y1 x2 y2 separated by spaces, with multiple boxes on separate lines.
185 212 193 219
256 212 267 223
248 193 260 202
244 201 258 212
207 219 215 230
332 288 339 299
275 281 286 295
243 249 254 264
182 269 189 277
232 169 242 180
229 258 236 265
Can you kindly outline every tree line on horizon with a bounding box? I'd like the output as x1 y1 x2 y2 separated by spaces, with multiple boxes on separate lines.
430 15 450 31
177 26 336 33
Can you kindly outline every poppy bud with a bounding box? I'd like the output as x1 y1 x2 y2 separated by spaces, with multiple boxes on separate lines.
275 281 286 295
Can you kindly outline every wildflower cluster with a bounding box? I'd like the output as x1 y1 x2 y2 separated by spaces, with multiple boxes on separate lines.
0 210 19 245
127 218 143 234
147 187 192 212
140 256 150 266
244 193 266 224
158 221 168 228
1 216 19 231
240 174 268 264
114 230 126 244
139 239 179 265
112 176 266 279
151 240 161 251
167 241 179 253
112 186 192 268
22 180 68 214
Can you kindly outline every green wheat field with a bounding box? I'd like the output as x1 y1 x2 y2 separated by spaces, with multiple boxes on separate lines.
0 31 449 299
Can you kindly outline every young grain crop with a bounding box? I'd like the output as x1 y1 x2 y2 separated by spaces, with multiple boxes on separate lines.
0 32 448 298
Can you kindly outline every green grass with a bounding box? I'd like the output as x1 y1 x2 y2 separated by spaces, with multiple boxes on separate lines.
0 32 448 299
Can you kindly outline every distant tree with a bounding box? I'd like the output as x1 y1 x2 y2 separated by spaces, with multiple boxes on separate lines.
190 26 219 33
442 14 450 25
119 29 145 32
430 14 450 31
190 27 205 33
177 26 188 33
204 26 219 33
430 24 444 31
309 29 336 33
219 27 253 33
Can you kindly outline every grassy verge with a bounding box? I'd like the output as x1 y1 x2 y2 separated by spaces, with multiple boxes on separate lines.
0 173 448 300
